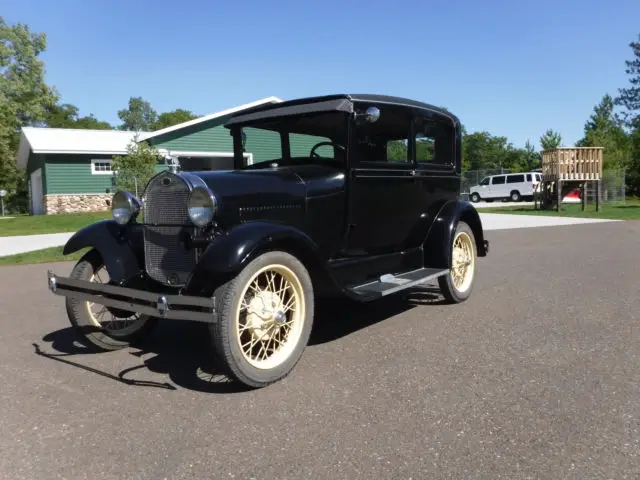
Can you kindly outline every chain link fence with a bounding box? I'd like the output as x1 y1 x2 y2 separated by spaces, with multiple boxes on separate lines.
459 168 627 204
588 169 626 204
459 168 512 201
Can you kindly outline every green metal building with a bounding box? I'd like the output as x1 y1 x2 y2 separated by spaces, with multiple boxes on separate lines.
17 96 324 215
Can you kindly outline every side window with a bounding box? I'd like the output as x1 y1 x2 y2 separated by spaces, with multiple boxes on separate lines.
480 177 490 186
507 174 525 183
289 133 334 159
526 173 532 182
352 105 410 165
242 127 282 164
492 176 505 185
415 115 454 166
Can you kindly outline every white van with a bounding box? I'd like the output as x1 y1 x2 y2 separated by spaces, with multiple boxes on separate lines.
469 172 541 202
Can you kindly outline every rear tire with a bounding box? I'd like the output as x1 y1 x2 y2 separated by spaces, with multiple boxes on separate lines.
438 221 477 304
65 249 158 351
510 191 521 202
208 251 314 388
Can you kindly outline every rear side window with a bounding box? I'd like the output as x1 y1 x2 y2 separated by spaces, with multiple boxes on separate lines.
507 174 525 183
526 173 532 182
492 176 505 185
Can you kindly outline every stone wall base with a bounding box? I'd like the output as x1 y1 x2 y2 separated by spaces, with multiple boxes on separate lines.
44 194 112 214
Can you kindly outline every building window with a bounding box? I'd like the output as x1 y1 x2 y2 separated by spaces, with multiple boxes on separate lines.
91 159 113 175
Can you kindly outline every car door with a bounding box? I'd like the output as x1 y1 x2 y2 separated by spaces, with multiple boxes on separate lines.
345 103 422 255
491 175 506 198
413 111 459 216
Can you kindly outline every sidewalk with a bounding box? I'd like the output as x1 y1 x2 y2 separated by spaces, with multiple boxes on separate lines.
0 232 74 256
0 213 622 257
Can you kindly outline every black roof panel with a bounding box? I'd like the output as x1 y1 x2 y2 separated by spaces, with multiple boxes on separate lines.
225 93 460 127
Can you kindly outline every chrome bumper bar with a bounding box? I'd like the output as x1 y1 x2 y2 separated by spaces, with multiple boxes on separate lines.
47 271 216 323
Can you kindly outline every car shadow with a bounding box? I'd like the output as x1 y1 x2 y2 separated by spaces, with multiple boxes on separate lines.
34 285 446 395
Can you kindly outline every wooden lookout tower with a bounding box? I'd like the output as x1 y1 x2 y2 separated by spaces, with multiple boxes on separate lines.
535 147 603 212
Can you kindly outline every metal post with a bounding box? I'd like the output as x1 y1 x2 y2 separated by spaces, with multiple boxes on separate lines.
582 181 587 211
1 197 4 217
556 180 562 212
596 180 601 212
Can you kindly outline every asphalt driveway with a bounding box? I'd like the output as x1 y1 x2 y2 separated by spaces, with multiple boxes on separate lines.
1 221 639 479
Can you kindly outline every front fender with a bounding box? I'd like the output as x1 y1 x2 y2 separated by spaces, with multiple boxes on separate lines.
186 222 323 294
423 200 487 269
63 220 144 283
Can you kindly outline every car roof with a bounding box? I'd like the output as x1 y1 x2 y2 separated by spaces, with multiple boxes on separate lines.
224 93 461 128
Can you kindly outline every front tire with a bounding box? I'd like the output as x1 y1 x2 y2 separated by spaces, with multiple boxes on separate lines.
209 251 314 388
65 249 158 351
438 221 477 304
470 192 480 203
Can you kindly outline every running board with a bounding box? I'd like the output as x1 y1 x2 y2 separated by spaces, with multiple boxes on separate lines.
347 268 448 299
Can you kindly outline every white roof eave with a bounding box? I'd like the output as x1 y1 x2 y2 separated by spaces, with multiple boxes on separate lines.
136 96 283 142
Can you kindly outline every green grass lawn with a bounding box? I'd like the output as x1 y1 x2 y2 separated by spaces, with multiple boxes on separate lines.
0 246 89 266
477 198 640 220
0 211 111 237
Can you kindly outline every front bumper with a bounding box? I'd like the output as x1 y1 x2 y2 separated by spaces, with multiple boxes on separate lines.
47 271 216 323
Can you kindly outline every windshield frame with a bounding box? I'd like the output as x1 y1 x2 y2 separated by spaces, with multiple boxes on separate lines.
228 111 350 169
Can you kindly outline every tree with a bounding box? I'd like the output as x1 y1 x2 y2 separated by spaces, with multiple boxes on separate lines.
117 96 158 132
0 17 58 213
44 103 112 129
614 33 640 130
151 108 199 130
539 129 562 150
522 140 541 171
111 138 161 196
576 94 631 171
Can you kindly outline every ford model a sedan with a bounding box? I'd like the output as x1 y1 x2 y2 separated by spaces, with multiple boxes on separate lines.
47 94 489 388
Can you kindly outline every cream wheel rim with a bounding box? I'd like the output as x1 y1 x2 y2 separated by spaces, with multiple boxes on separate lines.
451 231 475 293
86 266 147 336
235 264 305 370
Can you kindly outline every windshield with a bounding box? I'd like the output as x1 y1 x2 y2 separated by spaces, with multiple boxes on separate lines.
232 111 348 168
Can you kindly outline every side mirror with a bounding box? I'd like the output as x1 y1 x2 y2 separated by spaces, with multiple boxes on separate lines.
355 106 381 124
364 106 380 123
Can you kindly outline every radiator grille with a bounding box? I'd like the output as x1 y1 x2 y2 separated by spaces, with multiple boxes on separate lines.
143 172 196 286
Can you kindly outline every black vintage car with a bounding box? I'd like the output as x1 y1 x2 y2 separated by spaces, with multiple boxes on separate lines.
47 94 489 388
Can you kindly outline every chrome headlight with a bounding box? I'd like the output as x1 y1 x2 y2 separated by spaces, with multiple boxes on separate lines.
111 190 141 225
187 186 217 227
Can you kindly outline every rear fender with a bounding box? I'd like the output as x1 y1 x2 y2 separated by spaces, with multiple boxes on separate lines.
186 222 332 295
423 200 487 269
63 220 144 283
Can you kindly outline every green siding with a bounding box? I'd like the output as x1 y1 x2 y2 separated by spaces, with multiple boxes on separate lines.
289 133 333 158
149 121 234 153
45 154 115 194
147 117 334 164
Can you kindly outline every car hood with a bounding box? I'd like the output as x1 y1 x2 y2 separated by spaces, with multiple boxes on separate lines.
184 169 307 226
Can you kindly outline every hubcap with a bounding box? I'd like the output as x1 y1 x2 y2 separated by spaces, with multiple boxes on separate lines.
451 231 475 293
235 264 305 370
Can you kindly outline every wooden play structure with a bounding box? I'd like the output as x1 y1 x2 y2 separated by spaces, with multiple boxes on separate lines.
534 147 604 211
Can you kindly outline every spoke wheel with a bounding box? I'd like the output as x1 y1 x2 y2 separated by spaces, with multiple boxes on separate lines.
450 231 474 294
438 221 477 303
85 266 148 337
209 251 314 388
65 249 158 351
236 264 305 370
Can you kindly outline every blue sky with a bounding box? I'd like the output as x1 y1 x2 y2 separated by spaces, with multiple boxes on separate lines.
4 0 639 149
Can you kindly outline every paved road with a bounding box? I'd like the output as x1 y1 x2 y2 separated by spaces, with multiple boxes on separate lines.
1 221 639 479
